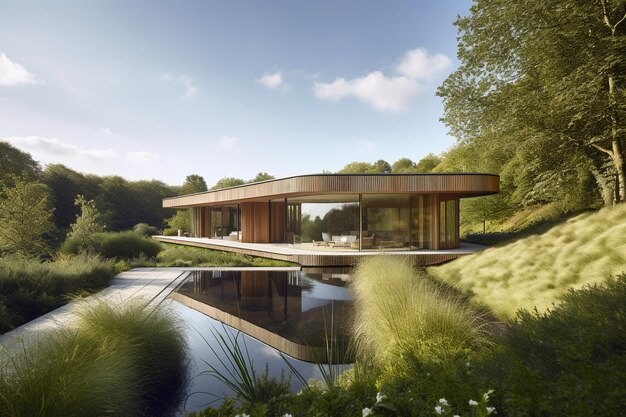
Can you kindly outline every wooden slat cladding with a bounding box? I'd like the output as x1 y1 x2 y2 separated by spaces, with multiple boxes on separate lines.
163 174 499 208
270 201 285 243
241 202 270 243
154 236 470 267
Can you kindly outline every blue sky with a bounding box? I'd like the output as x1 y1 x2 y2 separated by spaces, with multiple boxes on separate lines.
0 0 472 186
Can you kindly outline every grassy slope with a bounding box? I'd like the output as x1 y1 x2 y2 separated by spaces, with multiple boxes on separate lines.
431 204 626 318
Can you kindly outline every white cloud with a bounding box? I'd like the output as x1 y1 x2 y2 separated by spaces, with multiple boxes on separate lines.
102 127 113 135
314 71 422 112
218 136 240 151
0 53 40 86
258 72 283 89
125 151 159 163
161 72 198 100
396 48 451 80
5 136 117 161
314 47 451 112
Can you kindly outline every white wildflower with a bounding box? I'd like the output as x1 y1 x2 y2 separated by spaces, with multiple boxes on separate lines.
283 414 293 417
439 398 449 406
469 399 479 406
376 392 386 403
454 415 461 417
483 389 495 401
362 407 372 417
435 405 443 414
487 406 496 414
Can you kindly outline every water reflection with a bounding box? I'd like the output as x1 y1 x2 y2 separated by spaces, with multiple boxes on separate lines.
173 269 353 363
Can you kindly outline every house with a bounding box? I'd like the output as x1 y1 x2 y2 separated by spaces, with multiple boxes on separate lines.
156 173 499 266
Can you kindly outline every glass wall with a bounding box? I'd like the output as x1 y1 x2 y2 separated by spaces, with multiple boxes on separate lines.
361 194 433 250
286 195 359 245
210 205 240 239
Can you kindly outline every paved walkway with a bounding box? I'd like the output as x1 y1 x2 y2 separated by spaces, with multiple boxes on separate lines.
0 268 190 348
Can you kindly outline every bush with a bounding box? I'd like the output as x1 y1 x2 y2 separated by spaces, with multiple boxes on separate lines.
62 231 162 260
0 301 188 417
133 223 161 236
0 254 116 333
156 244 294 267
492 274 626 417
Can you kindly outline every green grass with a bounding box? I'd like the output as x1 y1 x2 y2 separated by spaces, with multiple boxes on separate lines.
431 203 626 318
0 301 188 417
156 243 295 267
351 256 491 366
0 253 117 334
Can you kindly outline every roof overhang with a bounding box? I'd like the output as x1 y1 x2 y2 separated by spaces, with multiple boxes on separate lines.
163 173 500 208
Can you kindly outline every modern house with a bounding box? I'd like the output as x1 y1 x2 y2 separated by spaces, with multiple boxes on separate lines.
156 173 499 266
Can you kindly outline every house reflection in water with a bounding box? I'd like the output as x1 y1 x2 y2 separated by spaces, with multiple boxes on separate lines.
172 269 353 363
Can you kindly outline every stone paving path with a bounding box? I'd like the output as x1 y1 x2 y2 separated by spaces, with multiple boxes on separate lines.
0 268 190 348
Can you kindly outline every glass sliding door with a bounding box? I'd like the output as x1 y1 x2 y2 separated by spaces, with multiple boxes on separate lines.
410 195 431 249
286 195 359 247
210 205 241 239
361 194 411 250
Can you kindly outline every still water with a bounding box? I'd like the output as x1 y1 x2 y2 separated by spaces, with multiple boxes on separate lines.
171 268 354 413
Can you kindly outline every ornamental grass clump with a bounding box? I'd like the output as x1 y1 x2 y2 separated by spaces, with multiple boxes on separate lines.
351 256 491 366
0 329 140 417
75 300 189 416
0 300 188 417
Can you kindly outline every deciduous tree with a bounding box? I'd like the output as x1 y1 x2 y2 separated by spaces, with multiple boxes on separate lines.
0 177 54 256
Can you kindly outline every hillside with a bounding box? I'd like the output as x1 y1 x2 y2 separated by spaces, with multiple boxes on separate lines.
430 204 626 318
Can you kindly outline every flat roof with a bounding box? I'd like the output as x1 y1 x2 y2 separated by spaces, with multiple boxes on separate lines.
163 173 499 208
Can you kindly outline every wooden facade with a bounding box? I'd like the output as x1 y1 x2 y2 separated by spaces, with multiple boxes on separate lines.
161 174 499 265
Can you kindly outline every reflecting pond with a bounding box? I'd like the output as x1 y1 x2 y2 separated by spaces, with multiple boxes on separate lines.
172 268 354 413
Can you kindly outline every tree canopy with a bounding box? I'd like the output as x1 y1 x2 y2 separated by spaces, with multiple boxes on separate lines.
438 0 626 203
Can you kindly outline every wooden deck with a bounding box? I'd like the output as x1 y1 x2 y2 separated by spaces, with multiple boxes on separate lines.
153 235 485 266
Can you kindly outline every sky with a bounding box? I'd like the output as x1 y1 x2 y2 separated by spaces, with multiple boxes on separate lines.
0 0 473 187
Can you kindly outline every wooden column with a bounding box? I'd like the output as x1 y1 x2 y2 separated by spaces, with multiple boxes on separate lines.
241 202 271 243
270 201 286 243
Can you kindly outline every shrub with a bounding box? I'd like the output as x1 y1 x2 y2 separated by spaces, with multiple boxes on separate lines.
0 254 116 333
156 244 294 267
62 231 162 259
133 223 161 236
98 231 162 259
493 274 626 417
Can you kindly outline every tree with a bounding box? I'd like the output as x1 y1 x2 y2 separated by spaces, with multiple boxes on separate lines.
248 172 275 183
338 162 377 174
391 158 416 173
0 177 54 256
415 153 442 173
211 177 245 190
66 195 104 249
41 164 101 230
164 210 190 234
373 159 392 174
0 141 41 181
438 0 626 202
179 174 208 195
